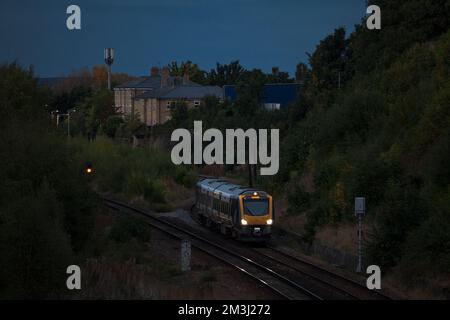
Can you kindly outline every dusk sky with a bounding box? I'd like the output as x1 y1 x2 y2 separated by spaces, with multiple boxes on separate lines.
0 0 366 77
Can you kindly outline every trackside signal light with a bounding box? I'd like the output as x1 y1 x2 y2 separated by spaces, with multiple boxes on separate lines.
241 219 248 226
85 162 93 174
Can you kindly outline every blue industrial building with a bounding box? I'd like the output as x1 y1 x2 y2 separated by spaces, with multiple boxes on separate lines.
223 83 300 110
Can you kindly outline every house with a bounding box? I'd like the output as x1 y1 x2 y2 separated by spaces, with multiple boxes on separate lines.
223 83 300 110
114 67 223 126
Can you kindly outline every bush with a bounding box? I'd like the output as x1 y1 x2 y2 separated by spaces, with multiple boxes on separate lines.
287 186 311 214
0 183 74 298
109 215 151 243
283 23 450 285
125 173 166 203
0 64 96 297
398 211 450 283
70 136 193 203
174 166 197 188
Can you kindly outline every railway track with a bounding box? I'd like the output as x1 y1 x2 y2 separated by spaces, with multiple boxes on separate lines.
189 208 390 299
253 246 390 300
175 223 389 299
102 197 321 300
102 197 391 300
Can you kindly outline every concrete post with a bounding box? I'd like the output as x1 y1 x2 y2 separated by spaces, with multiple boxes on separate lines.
181 239 191 272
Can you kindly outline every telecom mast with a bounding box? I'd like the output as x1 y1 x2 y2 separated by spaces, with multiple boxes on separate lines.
104 48 114 90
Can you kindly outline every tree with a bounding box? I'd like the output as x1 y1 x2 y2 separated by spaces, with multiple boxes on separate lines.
295 63 311 85
206 60 246 86
307 27 349 92
168 60 206 84
92 65 108 89
267 67 293 83
0 63 96 298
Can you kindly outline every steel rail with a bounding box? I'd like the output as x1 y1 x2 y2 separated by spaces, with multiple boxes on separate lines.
102 197 322 300
263 245 391 300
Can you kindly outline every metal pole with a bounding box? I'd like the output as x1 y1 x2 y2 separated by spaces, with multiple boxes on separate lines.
67 113 70 137
356 214 363 273
354 197 365 273
338 71 341 90
107 64 111 90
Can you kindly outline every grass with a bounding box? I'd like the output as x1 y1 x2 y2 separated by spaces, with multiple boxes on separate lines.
69 135 195 210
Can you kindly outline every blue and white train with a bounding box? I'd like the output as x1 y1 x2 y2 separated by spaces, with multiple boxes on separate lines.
194 177 274 241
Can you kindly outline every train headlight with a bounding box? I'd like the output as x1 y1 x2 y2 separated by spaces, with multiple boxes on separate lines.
241 219 248 226
266 219 273 225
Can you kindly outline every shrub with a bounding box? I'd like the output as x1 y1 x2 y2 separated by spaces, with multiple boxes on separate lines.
109 215 151 243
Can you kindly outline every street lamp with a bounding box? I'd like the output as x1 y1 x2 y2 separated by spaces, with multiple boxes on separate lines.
67 109 76 137
51 109 60 126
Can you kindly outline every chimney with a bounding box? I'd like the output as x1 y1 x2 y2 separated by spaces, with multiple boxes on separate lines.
161 66 170 87
150 66 159 77
183 72 190 85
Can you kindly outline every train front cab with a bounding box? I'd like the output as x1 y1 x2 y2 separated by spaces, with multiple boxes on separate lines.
235 191 273 241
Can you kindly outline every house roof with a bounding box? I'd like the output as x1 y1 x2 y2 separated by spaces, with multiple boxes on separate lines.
114 75 200 89
161 86 223 100
134 87 174 99
134 85 223 100
115 77 148 88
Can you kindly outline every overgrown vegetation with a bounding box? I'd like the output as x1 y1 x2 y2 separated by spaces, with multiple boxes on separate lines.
69 136 196 208
1 0 448 297
0 64 97 298
0 63 196 298
281 1 450 286
164 1 450 290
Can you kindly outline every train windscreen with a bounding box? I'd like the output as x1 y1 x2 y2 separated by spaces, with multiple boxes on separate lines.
243 199 269 216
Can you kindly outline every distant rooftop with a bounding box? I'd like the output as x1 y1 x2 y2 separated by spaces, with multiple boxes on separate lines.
135 85 223 100
114 75 199 89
